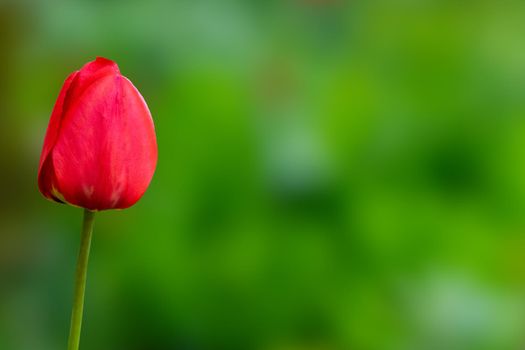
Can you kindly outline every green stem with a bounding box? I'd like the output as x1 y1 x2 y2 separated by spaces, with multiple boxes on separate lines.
67 209 95 350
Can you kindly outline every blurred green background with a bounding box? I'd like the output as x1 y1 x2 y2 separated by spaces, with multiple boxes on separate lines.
2 0 525 349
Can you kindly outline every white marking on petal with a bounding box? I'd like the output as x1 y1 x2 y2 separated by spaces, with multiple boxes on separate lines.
110 185 124 207
83 185 94 198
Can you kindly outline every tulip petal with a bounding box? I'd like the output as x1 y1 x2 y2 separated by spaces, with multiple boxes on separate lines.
65 58 120 110
38 58 120 201
38 71 78 202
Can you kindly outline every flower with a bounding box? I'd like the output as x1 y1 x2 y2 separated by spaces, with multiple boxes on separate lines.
38 57 158 211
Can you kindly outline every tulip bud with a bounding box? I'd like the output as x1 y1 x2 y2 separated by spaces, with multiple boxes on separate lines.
38 57 158 211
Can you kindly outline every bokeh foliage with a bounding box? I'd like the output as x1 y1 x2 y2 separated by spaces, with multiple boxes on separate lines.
2 0 525 349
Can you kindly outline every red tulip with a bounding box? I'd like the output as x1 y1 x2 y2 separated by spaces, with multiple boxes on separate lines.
38 57 158 211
